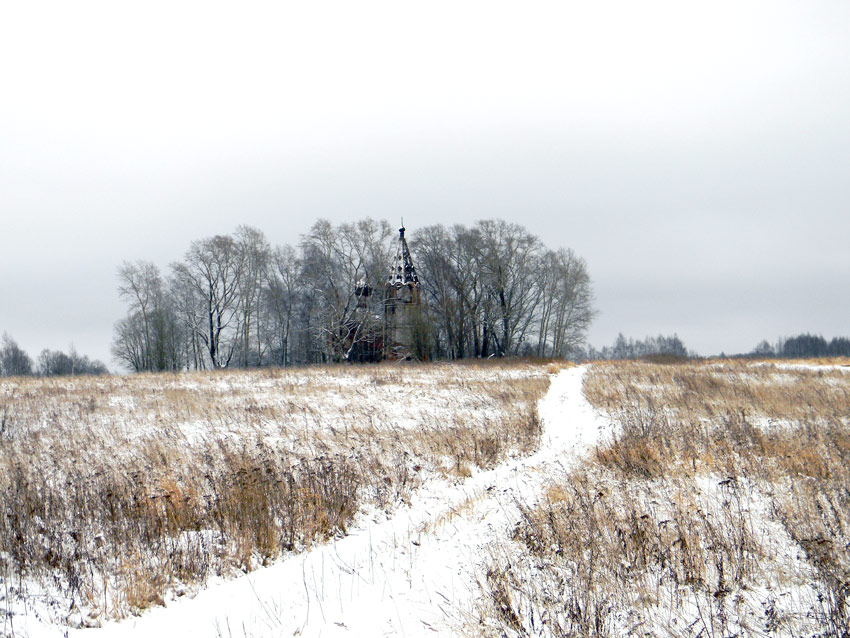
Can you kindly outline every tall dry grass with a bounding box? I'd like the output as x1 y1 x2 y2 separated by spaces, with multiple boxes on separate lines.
0 361 551 625
479 360 850 637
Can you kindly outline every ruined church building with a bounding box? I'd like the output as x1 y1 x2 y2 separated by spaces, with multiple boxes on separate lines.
349 223 424 363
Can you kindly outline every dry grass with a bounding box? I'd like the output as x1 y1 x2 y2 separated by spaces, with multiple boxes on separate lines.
0 360 551 625
479 360 850 637
583 361 850 483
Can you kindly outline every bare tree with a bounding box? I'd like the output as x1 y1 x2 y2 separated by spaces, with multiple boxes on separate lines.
410 224 459 358
411 224 486 359
168 271 207 370
449 225 488 357
111 313 147 372
535 248 595 358
0 333 33 376
171 234 245 368
413 221 585 359
116 261 160 369
234 225 271 366
299 219 393 362
264 244 299 366
113 261 185 371
475 220 544 356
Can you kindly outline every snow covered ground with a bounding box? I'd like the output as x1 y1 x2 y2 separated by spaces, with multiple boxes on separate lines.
8 366 609 638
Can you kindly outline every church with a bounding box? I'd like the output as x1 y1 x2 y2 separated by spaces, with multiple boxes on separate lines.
346 223 425 362
383 223 424 360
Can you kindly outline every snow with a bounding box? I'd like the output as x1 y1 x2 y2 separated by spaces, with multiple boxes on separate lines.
9 362 842 637
8 366 609 638
755 362 850 373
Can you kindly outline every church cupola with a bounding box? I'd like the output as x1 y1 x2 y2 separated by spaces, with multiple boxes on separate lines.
387 224 420 292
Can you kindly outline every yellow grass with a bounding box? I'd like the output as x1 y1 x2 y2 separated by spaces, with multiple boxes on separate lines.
478 359 850 637
0 361 552 622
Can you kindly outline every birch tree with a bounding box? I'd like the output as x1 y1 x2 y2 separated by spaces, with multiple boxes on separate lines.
113 261 185 371
475 220 544 356
234 225 271 366
534 248 595 358
171 234 245 368
264 244 300 366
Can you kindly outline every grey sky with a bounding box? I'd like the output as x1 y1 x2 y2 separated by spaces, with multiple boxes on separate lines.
2 1 849 367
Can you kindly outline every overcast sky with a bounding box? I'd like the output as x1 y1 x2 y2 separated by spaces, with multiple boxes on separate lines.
2 1 849 368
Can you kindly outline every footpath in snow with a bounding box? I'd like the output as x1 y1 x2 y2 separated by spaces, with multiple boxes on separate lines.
23 365 610 638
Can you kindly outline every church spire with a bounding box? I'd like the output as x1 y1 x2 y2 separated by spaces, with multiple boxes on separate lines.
387 220 419 289
384 220 423 360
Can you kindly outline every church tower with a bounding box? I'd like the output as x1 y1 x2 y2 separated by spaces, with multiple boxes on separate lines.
384 222 423 360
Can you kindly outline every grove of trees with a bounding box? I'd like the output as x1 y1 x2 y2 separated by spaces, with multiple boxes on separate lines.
0 333 107 377
585 333 690 360
111 218 597 371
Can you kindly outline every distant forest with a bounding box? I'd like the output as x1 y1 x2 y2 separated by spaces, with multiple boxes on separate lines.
746 334 850 359
583 332 850 362
110 218 596 372
0 334 107 377
584 333 690 360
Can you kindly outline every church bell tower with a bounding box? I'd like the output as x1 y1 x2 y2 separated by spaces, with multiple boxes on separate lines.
384 222 423 359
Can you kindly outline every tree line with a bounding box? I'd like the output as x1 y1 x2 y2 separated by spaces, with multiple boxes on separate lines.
0 333 107 377
748 334 850 359
584 333 690 360
111 218 596 372
582 332 850 362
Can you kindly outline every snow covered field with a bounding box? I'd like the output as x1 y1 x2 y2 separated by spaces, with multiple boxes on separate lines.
8 366 600 638
0 361 556 637
482 360 850 637
4 359 848 637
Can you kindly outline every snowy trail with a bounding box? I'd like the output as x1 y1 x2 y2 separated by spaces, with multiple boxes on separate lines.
26 366 610 638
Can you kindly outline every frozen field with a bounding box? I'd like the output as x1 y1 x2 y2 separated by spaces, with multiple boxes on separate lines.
3 359 849 637
481 360 850 637
0 361 556 636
